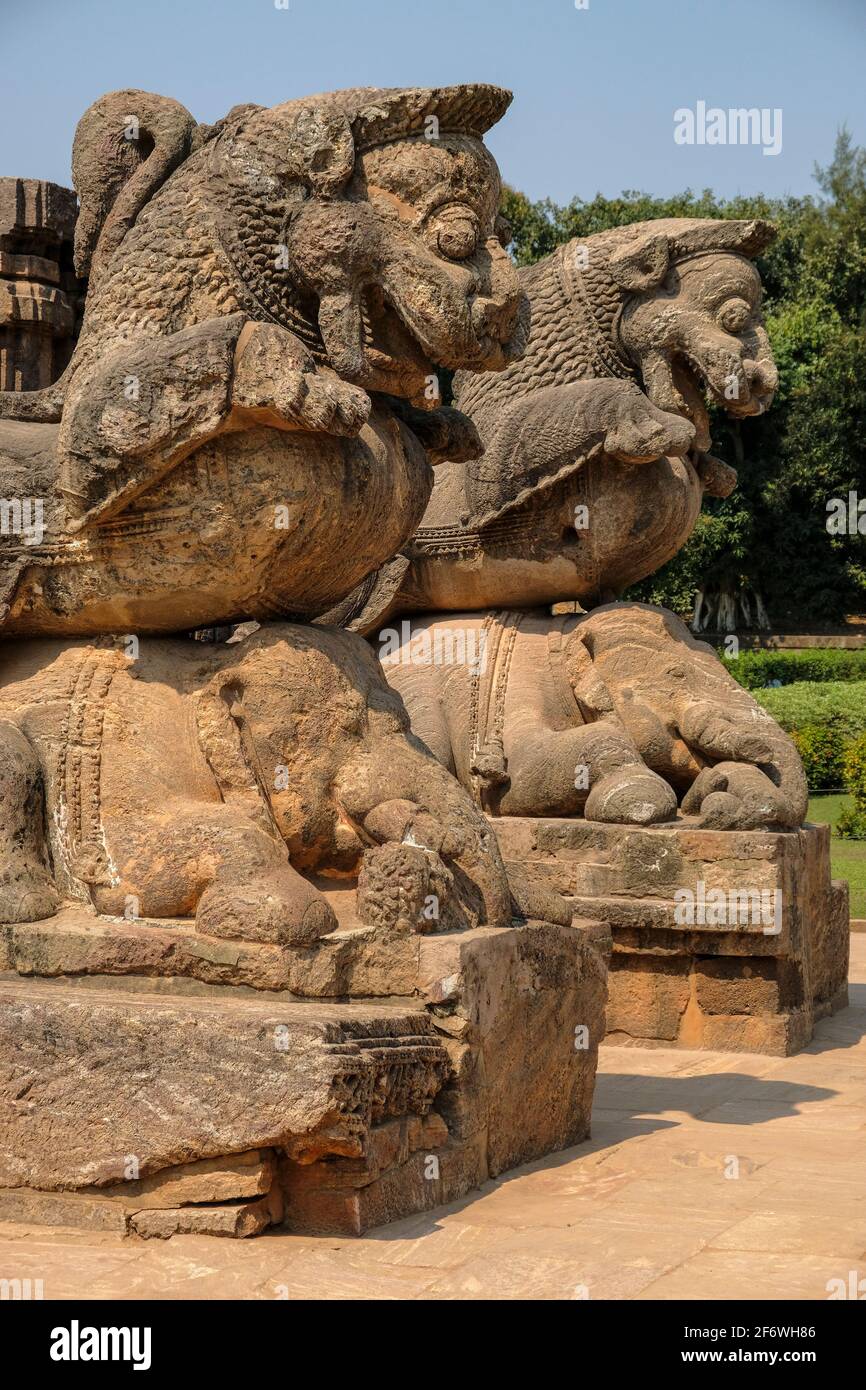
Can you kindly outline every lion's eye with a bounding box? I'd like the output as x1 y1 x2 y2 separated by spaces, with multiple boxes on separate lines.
429 207 480 261
718 298 752 334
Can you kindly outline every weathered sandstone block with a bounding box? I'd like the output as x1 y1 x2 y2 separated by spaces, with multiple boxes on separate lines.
494 815 848 1055
0 917 607 1236
280 919 606 1234
0 178 81 394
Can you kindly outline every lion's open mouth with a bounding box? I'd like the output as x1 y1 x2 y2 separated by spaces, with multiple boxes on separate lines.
360 279 522 390
670 354 714 450
667 350 778 447
361 285 433 378
667 350 770 451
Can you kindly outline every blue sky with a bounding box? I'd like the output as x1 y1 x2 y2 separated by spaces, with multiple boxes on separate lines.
2 0 864 204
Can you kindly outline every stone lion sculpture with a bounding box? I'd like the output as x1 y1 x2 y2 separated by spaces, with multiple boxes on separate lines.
360 218 807 831
0 84 527 635
0 85 564 940
328 216 777 629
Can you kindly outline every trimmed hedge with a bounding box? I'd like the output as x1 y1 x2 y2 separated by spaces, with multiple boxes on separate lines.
792 725 849 790
724 647 866 690
838 732 866 839
753 679 866 736
752 680 866 792
720 654 866 797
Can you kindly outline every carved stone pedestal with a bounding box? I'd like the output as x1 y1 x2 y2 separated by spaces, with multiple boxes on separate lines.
0 905 606 1237
494 817 849 1056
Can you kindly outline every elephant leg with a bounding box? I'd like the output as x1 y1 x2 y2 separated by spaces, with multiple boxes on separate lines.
196 860 337 945
0 719 60 923
500 720 677 824
677 703 808 829
93 802 335 943
185 807 336 945
578 605 808 830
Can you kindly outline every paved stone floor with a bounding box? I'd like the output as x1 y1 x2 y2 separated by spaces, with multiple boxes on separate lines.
2 936 864 1301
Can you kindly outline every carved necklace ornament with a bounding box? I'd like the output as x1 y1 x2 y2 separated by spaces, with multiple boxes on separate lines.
557 240 637 384
468 609 524 805
53 643 127 898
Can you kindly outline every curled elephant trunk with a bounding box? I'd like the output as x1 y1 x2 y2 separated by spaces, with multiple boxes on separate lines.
769 734 809 825
678 700 808 830
335 736 512 928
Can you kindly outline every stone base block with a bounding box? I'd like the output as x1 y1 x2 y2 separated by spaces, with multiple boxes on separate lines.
494 816 849 1056
0 899 422 999
0 1149 287 1237
0 917 606 1237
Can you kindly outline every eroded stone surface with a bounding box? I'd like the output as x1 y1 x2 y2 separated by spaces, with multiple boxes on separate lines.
277 919 607 1234
0 980 451 1191
0 86 527 636
0 915 607 1237
0 933 862 1294
0 178 82 394
382 604 807 831
0 626 518 944
0 76 847 1253
495 816 849 1055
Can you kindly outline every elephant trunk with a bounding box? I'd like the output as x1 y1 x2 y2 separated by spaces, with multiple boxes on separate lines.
758 730 809 828
335 735 512 928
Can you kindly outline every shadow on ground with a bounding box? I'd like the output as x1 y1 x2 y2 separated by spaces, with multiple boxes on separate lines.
352 987 866 1245
348 1073 837 1244
803 980 866 1053
592 1072 834 1120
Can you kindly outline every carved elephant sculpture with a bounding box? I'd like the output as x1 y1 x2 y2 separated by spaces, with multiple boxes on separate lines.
381 603 807 830
0 623 541 935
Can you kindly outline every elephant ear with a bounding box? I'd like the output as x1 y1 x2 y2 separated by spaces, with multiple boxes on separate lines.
72 88 202 289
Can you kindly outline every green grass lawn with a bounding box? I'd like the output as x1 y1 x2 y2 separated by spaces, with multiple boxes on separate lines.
808 793 866 919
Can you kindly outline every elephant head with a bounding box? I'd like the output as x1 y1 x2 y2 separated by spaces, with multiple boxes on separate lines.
198 624 514 930
570 604 807 830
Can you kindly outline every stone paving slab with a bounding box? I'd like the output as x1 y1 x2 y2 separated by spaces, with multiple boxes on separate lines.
0 936 863 1301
